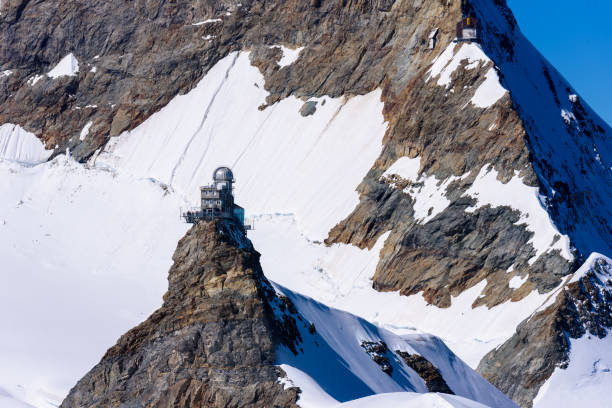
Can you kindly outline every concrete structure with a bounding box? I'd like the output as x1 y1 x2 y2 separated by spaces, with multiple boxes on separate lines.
182 167 249 230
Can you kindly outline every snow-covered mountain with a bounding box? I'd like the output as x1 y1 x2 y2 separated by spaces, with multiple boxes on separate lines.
0 0 610 407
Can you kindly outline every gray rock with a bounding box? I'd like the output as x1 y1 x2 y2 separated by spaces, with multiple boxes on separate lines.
299 100 317 117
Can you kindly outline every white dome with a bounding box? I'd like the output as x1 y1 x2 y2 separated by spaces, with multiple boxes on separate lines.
213 166 234 181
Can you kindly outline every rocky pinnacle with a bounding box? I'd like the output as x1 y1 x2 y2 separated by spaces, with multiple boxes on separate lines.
60 220 299 408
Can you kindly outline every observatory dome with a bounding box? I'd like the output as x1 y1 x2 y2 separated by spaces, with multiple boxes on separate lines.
213 167 234 181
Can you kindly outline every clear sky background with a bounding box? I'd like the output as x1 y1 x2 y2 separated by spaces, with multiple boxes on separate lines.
507 0 612 127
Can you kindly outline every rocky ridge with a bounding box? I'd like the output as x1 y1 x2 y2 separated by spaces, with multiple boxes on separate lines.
397 351 455 394
478 255 612 408
60 219 300 408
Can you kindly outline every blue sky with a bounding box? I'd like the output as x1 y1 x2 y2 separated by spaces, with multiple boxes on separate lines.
507 0 612 127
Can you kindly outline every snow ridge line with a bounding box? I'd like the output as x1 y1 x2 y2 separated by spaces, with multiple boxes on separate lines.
169 52 239 186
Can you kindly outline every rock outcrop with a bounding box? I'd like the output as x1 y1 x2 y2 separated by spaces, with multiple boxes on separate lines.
60 220 299 408
397 351 454 395
478 255 612 408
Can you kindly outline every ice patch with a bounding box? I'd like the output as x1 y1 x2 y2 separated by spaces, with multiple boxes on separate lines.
0 124 52 164
1 69 12 77
471 68 508 108
463 166 573 264
79 121 93 141
192 18 222 25
271 45 305 68
428 43 491 87
508 275 527 290
47 53 79 78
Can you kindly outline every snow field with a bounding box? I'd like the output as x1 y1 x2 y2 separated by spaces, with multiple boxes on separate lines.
275 285 516 408
250 214 559 368
97 51 387 241
0 124 52 164
428 43 507 108
533 335 612 408
0 156 189 408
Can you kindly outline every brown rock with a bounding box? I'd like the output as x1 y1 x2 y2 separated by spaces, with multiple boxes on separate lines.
478 257 612 407
60 220 300 408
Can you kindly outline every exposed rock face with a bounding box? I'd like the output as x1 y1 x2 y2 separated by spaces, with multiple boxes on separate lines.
396 351 454 394
478 256 612 408
0 0 459 160
360 340 394 376
0 0 583 309
60 220 299 408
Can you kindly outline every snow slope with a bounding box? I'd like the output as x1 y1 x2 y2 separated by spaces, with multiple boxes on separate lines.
249 214 558 367
97 51 386 241
338 392 490 408
0 156 189 408
0 124 52 164
276 286 516 408
533 335 612 408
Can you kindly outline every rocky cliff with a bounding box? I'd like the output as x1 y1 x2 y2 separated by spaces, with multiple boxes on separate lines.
60 220 300 408
478 255 612 407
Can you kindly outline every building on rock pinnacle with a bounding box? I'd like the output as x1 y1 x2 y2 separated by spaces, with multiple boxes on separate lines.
181 166 249 231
